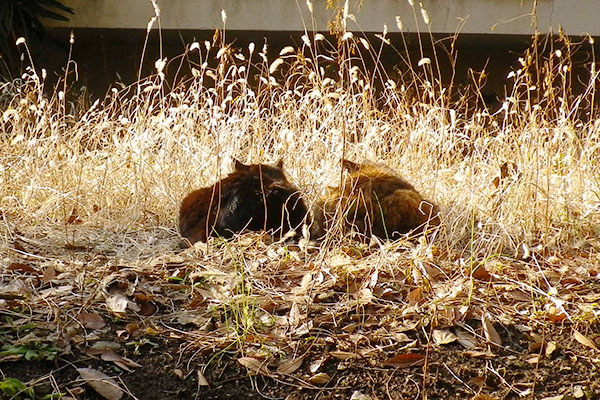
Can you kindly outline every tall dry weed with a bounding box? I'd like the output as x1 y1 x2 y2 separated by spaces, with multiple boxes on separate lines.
0 23 599 264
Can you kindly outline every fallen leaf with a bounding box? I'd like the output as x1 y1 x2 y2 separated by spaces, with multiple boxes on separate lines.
197 370 209 386
545 341 557 357
541 396 564 400
529 333 544 352
42 265 56 284
355 288 374 305
526 355 540 364
330 351 358 360
173 369 184 379
351 391 374 400
39 285 73 298
277 356 304 375
455 329 477 349
309 357 324 373
464 350 495 359
77 367 123 400
13 240 26 252
308 372 330 385
77 313 106 330
238 357 270 376
573 330 599 351
573 385 584 398
105 294 129 313
546 305 568 322
432 329 458 345
407 287 423 304
99 351 142 372
482 313 502 347
472 265 492 281
67 209 83 224
383 353 425 368
7 263 37 274
90 341 121 351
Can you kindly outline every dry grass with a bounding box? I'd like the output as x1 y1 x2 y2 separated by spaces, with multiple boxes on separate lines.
1 3 600 398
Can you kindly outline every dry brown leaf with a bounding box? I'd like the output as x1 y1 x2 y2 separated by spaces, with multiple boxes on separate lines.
355 288 374 305
418 260 443 280
351 391 374 400
407 287 423 304
573 330 599 351
526 355 540 364
42 265 56 284
546 306 568 323
77 367 123 400
277 356 304 375
330 351 358 360
432 329 458 345
545 341 557 357
309 357 324 373
463 350 495 359
237 356 270 376
173 369 184 379
67 209 83 224
99 351 142 372
197 370 209 386
90 341 121 351
77 313 106 330
308 372 330 385
383 353 425 368
472 265 492 281
105 294 129 313
7 263 37 274
455 329 477 349
482 313 502 347
528 333 544 352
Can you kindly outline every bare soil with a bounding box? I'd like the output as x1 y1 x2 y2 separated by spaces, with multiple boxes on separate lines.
2 320 600 400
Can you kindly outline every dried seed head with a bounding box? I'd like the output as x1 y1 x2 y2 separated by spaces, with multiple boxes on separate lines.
395 16 403 31
419 3 430 25
269 58 284 74
418 57 431 67
280 46 295 56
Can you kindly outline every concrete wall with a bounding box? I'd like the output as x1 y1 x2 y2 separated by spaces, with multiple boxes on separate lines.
45 0 599 37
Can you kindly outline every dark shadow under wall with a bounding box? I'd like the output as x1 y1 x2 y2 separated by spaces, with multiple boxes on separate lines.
31 28 600 113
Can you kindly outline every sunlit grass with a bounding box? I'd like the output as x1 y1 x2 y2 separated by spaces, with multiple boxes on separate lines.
2 29 598 260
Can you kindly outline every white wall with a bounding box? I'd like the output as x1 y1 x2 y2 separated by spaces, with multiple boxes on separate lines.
45 0 599 37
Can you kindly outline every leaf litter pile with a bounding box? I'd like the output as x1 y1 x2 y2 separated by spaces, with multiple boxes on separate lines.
2 17 600 400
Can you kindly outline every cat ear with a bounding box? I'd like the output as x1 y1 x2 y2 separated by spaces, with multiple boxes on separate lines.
275 158 284 169
342 159 361 172
234 159 248 171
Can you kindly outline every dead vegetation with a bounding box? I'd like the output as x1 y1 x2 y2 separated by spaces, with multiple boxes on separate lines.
1 1 600 399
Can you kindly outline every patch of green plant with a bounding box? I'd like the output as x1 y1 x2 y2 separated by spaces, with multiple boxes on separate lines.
0 378 34 399
0 343 60 361
1 317 37 337
125 338 159 355
165 275 185 283
0 377 64 400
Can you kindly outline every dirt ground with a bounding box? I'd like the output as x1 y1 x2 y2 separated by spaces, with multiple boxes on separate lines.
2 321 600 400
1 227 600 400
